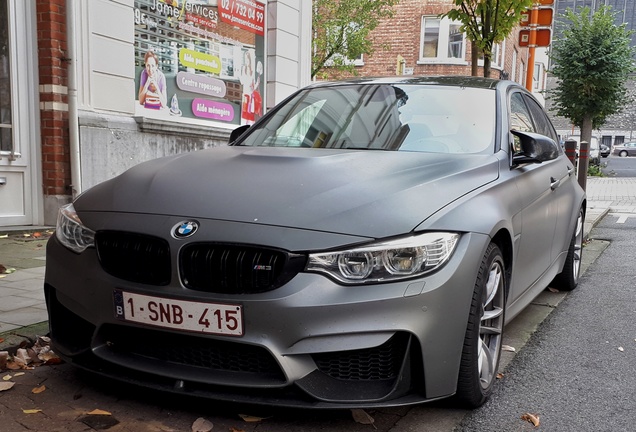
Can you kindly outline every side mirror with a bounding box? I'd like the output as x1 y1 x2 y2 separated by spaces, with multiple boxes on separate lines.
511 130 559 165
229 125 250 144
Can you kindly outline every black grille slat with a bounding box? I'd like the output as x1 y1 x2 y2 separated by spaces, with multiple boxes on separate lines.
312 334 409 381
100 325 285 381
96 231 171 285
180 244 306 294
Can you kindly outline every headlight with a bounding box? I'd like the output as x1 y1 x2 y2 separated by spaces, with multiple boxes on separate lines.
306 232 459 284
56 203 95 253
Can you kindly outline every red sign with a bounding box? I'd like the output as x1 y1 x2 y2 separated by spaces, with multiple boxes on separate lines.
538 0 554 4
218 0 265 37
519 29 552 47
520 8 554 26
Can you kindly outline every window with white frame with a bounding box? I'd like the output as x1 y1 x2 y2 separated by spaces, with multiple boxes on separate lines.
478 41 505 69
419 16 466 63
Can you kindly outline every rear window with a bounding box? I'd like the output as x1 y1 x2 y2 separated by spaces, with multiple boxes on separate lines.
238 84 496 154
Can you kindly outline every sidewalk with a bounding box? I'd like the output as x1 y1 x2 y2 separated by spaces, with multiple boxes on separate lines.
1 177 634 352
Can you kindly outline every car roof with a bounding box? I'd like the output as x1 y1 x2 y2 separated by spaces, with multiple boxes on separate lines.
305 75 517 91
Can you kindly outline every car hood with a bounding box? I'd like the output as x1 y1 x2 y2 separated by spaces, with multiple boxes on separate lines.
76 146 499 238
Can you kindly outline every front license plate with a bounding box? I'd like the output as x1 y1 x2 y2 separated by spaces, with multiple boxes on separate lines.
113 290 243 336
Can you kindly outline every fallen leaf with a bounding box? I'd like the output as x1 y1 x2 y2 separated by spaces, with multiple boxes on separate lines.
5 361 22 370
23 233 30 237
0 234 8 238
42 357 63 366
496 373 505 379
547 287 560 293
87 409 112 416
0 264 15 275
229 428 245 432
191 417 214 432
238 414 267 422
521 413 540 427
13 372 25 377
32 385 46 394
15 349 32 365
618 346 625 352
22 409 42 414
0 351 7 369
0 381 15 391
0 338 4 343
32 232 42 238
502 345 516 352
351 409 376 428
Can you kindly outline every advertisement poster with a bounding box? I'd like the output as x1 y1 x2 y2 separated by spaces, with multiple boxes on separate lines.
134 0 265 126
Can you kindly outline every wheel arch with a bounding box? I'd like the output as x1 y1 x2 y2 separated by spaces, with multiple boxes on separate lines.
490 229 513 300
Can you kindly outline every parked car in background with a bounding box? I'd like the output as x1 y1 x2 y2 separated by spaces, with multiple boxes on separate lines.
567 135 600 165
45 77 585 410
600 144 610 158
613 142 636 157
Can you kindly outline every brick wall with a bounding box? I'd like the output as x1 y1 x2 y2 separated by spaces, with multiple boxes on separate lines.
36 0 70 198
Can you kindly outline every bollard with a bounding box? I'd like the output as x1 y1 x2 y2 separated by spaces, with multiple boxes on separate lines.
577 140 589 191
564 139 577 166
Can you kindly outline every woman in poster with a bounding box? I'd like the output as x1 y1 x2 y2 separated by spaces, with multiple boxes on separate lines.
239 49 261 125
138 50 167 110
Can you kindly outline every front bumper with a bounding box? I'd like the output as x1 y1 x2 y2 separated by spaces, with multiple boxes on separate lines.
44 217 490 408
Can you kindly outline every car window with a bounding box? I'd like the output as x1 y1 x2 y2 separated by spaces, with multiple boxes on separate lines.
239 84 496 154
523 95 558 143
509 92 534 153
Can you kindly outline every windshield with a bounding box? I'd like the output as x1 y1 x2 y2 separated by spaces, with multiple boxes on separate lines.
238 84 496 154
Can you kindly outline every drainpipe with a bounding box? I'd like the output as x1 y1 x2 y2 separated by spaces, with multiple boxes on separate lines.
66 0 82 197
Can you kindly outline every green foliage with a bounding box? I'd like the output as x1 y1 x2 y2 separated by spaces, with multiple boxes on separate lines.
312 0 399 79
443 0 533 77
587 163 604 177
550 6 635 131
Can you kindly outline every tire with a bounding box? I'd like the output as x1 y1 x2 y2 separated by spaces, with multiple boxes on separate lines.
620 150 628 157
551 208 584 291
455 243 506 408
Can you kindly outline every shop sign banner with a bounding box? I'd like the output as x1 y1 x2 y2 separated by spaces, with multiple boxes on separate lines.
134 0 265 126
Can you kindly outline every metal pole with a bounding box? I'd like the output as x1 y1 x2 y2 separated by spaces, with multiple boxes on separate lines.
525 3 539 91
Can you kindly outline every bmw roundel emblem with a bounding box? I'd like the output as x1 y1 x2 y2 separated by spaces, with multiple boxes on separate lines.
173 220 199 239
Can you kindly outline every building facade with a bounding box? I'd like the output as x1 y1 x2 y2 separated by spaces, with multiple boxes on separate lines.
333 0 551 105
0 0 312 228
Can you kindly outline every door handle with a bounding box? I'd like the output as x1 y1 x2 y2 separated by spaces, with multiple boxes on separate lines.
550 177 561 190
567 166 573 177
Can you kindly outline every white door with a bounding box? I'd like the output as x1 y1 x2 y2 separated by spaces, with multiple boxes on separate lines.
0 0 41 227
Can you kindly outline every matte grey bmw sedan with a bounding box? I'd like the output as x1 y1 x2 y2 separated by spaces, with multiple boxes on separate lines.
45 76 585 409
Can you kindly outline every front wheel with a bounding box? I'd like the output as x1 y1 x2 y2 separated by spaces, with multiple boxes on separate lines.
455 243 506 408
620 150 628 157
551 208 584 291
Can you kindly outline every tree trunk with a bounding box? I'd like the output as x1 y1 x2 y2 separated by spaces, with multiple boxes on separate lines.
578 116 594 191
471 41 479 76
483 56 491 78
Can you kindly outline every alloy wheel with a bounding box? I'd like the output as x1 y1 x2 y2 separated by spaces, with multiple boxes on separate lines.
478 258 505 389
572 210 584 283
